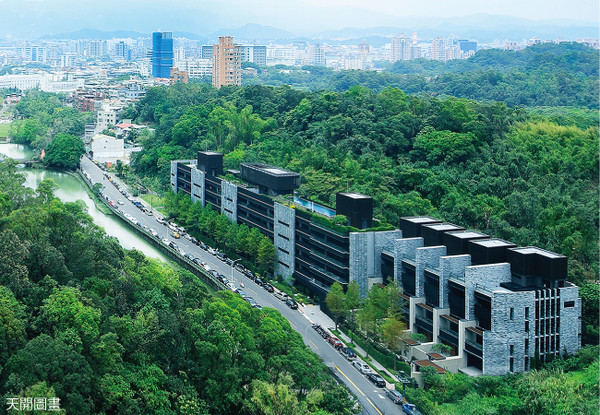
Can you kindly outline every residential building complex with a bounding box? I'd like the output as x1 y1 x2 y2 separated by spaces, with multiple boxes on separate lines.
390 34 411 62
171 152 581 377
212 36 242 88
152 32 173 78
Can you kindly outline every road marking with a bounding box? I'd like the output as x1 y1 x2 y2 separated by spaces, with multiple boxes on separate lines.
365 397 383 415
335 365 364 396
309 340 319 350
289 321 296 329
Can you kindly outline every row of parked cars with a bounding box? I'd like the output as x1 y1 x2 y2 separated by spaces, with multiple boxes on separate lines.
311 324 422 412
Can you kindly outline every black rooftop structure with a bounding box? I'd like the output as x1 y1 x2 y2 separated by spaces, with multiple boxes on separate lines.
468 238 517 265
240 163 300 196
336 192 373 229
421 223 465 247
399 216 442 238
197 151 223 177
443 230 489 256
507 247 568 288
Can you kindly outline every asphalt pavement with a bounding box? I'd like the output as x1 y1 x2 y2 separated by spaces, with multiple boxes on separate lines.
80 156 403 415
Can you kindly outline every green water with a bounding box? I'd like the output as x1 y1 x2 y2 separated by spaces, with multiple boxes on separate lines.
0 143 36 159
4 144 167 262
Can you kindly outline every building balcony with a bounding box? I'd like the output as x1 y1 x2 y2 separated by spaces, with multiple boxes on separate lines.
464 339 483 357
310 263 347 285
438 327 459 347
311 249 349 269
414 316 433 334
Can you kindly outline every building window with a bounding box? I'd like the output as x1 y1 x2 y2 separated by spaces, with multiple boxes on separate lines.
524 356 529 370
525 321 529 332
509 357 514 372
525 339 529 354
525 307 529 319
509 344 514 355
564 301 575 308
509 307 514 320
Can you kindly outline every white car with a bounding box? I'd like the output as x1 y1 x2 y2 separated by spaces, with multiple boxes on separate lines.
352 360 373 375
226 282 237 291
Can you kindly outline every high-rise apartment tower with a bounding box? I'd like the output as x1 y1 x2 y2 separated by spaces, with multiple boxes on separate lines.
212 36 241 88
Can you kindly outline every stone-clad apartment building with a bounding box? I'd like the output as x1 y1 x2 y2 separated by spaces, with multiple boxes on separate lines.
171 151 581 376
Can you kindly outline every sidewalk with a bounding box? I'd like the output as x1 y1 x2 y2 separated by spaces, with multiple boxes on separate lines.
299 304 394 387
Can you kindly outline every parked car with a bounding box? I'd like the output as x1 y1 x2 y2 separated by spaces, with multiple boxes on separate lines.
352 360 373 375
328 337 343 349
168 242 178 250
117 199 124 205
274 291 288 301
340 347 357 360
235 289 246 297
190 236 198 244
386 389 403 405
366 373 386 387
184 253 195 261
285 298 298 309
156 217 166 225
402 404 422 415
244 297 258 307
199 243 208 250
255 278 265 286
263 283 274 293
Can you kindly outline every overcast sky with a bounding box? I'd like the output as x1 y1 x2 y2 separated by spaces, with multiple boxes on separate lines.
0 0 597 37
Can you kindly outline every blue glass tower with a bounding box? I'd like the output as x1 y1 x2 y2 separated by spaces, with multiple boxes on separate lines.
152 32 173 78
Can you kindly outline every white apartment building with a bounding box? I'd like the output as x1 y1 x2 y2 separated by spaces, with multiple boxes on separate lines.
175 58 212 79
91 134 125 163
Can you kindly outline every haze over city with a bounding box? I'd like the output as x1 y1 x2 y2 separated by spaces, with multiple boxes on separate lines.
0 0 598 38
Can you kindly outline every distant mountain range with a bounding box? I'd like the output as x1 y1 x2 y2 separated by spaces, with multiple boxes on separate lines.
13 16 600 44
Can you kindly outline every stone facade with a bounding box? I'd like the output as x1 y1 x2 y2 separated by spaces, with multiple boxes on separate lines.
414 245 446 297
439 255 470 308
274 202 296 281
170 161 178 193
349 230 402 297
220 181 238 222
483 289 534 375
464 264 512 321
559 285 581 355
349 232 371 297
191 168 205 205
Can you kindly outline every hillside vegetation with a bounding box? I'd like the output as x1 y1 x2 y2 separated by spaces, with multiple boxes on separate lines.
0 160 358 415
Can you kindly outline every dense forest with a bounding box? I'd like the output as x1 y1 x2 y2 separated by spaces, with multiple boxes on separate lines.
242 43 599 108
126 44 598 341
0 160 359 415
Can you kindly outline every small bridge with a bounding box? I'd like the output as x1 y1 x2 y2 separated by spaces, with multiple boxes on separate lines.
0 158 41 165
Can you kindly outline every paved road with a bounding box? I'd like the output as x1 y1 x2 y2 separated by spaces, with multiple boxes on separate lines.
80 156 403 415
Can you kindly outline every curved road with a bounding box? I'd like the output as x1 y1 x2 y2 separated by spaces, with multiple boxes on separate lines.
80 156 403 415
